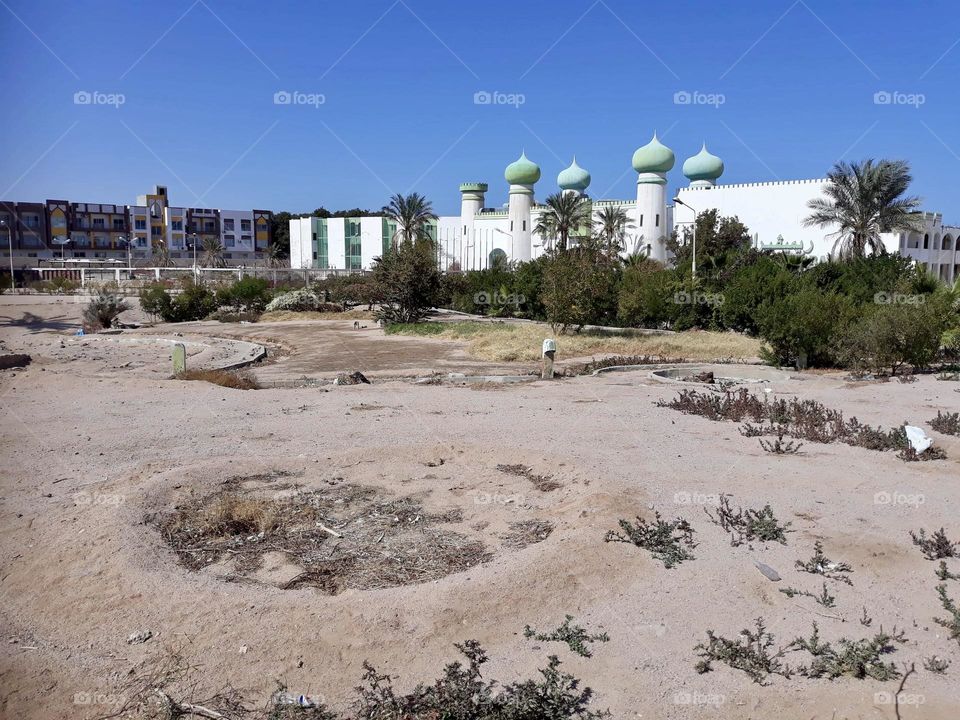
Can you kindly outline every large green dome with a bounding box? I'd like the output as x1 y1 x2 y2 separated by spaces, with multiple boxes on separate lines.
504 152 541 185
557 157 591 191
632 133 675 174
683 144 724 182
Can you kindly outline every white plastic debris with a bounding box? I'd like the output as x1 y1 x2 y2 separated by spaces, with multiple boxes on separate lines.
904 425 933 454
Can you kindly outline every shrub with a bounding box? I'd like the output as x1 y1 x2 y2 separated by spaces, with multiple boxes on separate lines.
372 241 441 323
616 259 675 328
720 257 797 334
541 250 618 332
265 288 326 313
604 511 696 568
704 495 791 546
910 528 958 560
176 368 260 390
756 288 857 368
143 280 217 323
217 276 272 314
695 618 792 684
523 616 610 658
139 283 171 320
82 292 130 330
930 411 960 436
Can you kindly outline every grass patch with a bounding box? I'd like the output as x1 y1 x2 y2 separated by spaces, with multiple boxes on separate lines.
386 321 763 363
604 511 696 568
151 481 489 594
176 368 260 390
524 615 610 658
260 309 374 322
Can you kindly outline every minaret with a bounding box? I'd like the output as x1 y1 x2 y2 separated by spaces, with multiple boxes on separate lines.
631 133 675 262
504 152 541 262
459 182 487 269
682 144 724 188
557 157 591 197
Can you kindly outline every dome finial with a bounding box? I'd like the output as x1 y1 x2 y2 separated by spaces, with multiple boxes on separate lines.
505 151 541 185
683 144 724 185
632 134 675 174
558 156 591 192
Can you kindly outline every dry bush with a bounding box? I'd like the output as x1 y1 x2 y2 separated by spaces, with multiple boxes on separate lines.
502 520 554 549
704 495 791 546
910 528 959 560
496 463 562 491
930 410 960 436
176 368 261 390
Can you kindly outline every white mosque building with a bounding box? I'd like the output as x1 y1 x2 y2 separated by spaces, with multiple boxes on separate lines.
289 135 960 284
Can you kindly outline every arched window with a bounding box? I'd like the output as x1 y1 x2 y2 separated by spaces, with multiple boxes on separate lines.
488 248 508 267
923 233 929 249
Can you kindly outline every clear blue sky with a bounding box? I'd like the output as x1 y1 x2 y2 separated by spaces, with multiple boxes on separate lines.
1 0 958 217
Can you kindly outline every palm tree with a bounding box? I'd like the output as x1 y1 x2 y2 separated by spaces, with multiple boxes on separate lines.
804 159 922 259
152 240 173 268
385 192 437 248
200 236 226 268
533 192 592 252
594 205 634 256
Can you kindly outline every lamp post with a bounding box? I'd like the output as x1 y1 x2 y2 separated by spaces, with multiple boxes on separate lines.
186 232 199 280
673 196 697 280
1 219 13 290
117 236 133 279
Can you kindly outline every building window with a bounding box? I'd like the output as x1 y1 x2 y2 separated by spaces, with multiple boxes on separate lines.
112 218 124 230
51 214 66 228
203 222 216 233
135 218 146 230
240 219 251 231
223 219 235 231
639 214 643 227
656 214 660 227
171 220 183 231
23 214 40 229
510 221 514 231
522 220 526 231
151 226 162 236
225 237 235 248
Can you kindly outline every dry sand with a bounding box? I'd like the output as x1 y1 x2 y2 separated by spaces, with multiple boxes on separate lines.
1 296 959 719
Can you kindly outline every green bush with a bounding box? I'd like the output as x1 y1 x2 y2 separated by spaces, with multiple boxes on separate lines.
139 279 217 323
617 259 675 328
216 276 272 314
720 256 797 334
541 250 618 332
757 289 858 368
83 292 130 330
372 241 441 323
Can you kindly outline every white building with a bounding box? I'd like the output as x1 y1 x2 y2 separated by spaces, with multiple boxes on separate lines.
288 137 959 284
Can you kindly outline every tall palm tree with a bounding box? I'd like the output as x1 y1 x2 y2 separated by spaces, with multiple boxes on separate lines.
385 192 437 248
594 205 634 256
804 159 922 259
533 192 592 252
200 235 226 268
152 240 173 268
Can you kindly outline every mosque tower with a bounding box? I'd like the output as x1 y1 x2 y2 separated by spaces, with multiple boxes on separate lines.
504 151 541 262
682 144 724 188
458 182 488 255
631 133 675 262
557 157 591 197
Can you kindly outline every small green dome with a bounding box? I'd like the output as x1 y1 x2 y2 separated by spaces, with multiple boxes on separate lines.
632 133 675 174
504 152 541 185
683 144 724 182
557 157 591 191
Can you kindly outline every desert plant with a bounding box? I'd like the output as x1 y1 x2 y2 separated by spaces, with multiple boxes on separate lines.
177 368 260 390
936 561 960 581
788 622 906 680
604 512 696 568
759 433 803 454
523 616 610 658
694 618 792 685
82 291 130 330
779 582 836 608
934 584 960 647
924 655 950 674
217 276 272 314
930 411 960 436
795 541 853 585
910 528 958 560
704 496 791 546
372 239 441 324
860 607 873 626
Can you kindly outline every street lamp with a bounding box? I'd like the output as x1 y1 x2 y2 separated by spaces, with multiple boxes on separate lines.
186 232 199 279
53 236 72 263
673 196 697 280
117 236 133 279
1 219 13 290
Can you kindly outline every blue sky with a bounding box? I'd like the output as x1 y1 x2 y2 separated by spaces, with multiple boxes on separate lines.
1 0 959 217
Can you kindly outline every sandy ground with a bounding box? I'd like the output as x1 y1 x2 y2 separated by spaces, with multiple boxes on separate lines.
1 296 960 720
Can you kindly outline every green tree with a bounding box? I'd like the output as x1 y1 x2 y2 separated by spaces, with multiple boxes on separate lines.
534 193 593 252
541 248 618 332
594 205 634 257
200 236 226 268
384 192 437 248
617 258 675 328
804 159 922 259
372 240 441 323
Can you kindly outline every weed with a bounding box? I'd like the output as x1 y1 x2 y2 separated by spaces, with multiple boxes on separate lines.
788 623 905 680
704 495 791 546
795 541 853 585
910 528 958 560
937 371 960 381
936 561 960 581
860 607 873 627
898 445 949 462
694 618 792 685
897 373 918 384
779 582 836 608
934 584 960 648
929 411 960 436
759 433 803 454
496 463 562 492
524 616 610 658
177 368 261 390
502 520 554 549
923 655 950 674
604 512 696 568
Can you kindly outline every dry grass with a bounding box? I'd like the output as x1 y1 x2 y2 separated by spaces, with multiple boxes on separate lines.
152 482 490 594
260 309 374 322
176 368 260 390
388 321 763 363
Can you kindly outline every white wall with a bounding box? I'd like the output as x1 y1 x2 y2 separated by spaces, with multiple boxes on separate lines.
327 218 346 269
289 217 310 269
360 216 383 270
